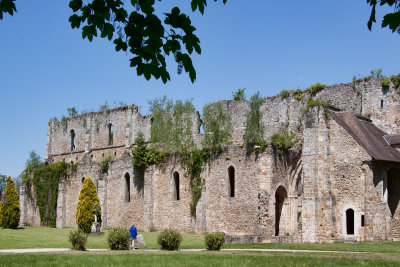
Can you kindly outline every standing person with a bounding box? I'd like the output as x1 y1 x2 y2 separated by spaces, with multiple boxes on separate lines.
130 223 137 249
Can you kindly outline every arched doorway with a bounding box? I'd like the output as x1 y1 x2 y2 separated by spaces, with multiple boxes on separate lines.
275 186 288 236
346 208 354 235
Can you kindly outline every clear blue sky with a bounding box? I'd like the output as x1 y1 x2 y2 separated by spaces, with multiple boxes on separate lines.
0 0 399 178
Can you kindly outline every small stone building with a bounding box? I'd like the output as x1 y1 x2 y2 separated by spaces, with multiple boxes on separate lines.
20 76 400 243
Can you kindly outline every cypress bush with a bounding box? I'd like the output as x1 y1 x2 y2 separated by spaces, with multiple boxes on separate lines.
205 232 225 250
69 229 88 251
157 229 182 250
0 177 20 229
107 228 130 250
76 177 101 233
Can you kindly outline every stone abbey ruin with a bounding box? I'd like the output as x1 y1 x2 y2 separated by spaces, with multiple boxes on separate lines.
20 76 400 243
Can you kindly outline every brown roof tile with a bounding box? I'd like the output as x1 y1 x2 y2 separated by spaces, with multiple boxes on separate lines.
329 109 400 163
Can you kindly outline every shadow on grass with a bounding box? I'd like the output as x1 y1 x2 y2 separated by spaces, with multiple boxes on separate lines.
0 227 25 230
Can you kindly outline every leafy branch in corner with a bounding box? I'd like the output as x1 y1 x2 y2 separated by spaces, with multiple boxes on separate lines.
68 0 227 83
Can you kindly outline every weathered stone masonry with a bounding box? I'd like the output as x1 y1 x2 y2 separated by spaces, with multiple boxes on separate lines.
20 76 400 243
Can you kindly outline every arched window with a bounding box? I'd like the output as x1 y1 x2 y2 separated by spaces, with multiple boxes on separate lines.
108 123 113 146
125 173 130 202
173 172 180 201
346 208 355 235
228 166 235 197
70 129 75 151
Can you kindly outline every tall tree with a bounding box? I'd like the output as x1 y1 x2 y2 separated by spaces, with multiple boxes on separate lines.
0 176 20 229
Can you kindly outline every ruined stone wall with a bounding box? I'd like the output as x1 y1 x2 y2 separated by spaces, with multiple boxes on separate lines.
20 76 400 243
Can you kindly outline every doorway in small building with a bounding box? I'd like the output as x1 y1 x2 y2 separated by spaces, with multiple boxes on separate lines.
346 208 354 235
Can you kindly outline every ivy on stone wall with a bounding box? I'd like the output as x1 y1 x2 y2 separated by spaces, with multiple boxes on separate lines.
244 92 267 152
202 102 232 153
26 161 77 227
131 132 167 171
181 149 210 217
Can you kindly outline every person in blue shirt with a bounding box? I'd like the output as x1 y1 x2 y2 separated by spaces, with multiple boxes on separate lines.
130 223 137 249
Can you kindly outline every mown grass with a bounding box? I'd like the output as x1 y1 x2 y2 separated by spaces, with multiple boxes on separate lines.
0 227 205 249
1 226 400 253
0 252 399 267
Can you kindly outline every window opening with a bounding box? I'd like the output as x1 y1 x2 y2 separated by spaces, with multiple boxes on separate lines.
381 100 384 108
228 166 235 197
108 123 113 146
173 172 180 201
125 173 130 202
361 215 365 227
70 129 75 151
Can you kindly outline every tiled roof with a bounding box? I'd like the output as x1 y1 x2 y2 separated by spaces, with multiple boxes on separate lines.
329 109 400 163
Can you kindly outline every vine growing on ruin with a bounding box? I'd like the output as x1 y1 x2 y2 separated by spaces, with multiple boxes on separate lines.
25 161 78 227
181 149 210 217
243 92 267 152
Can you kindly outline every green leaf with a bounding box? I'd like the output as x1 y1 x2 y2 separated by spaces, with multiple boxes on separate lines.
382 11 400 33
69 14 81 29
69 0 83 12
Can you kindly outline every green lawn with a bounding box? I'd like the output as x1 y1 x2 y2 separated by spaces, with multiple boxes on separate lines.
0 252 399 267
0 227 205 250
1 226 400 253
1 227 400 266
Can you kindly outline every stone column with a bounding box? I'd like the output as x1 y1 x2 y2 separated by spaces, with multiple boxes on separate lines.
142 167 154 231
56 180 66 228
19 183 27 226
301 107 320 243
97 177 108 228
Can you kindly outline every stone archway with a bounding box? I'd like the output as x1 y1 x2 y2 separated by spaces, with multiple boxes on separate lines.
275 186 288 236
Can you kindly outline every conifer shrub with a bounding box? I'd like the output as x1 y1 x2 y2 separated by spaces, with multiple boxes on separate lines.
69 229 88 251
205 232 225 251
157 229 182 250
0 177 20 229
107 228 130 250
76 177 101 233
131 132 167 170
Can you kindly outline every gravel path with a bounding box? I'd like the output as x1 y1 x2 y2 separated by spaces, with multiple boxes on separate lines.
0 248 365 254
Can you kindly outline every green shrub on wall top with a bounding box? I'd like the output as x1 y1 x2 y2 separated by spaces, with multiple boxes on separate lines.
76 177 101 234
157 229 182 250
107 228 130 250
0 177 20 229
307 83 326 94
205 232 226 250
